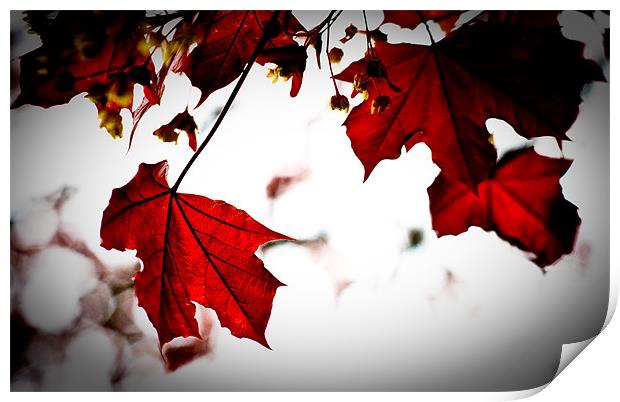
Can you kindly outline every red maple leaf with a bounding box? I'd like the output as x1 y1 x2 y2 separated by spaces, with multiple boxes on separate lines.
100 161 291 350
12 11 155 139
335 14 603 189
428 147 580 268
179 11 306 106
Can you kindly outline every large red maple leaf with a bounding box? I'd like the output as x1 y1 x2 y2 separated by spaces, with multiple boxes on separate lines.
100 161 290 350
335 14 603 189
428 147 580 268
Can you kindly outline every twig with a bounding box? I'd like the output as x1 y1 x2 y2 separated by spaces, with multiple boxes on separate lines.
170 11 282 192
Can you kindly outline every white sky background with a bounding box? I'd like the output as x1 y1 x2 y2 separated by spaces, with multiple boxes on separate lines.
9 11 610 391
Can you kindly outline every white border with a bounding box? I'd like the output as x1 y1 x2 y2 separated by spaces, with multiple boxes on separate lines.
4 2 617 400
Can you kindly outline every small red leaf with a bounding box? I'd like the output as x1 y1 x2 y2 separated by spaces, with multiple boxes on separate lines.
153 108 199 151
428 147 580 268
257 44 308 97
266 169 309 199
100 162 291 351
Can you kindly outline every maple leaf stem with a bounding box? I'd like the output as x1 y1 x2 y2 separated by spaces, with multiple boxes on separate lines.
416 11 436 45
104 43 120 86
317 10 341 36
170 11 282 193
326 15 340 95
362 11 376 58
371 77 382 98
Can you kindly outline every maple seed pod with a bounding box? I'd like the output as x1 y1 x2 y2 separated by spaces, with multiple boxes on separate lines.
371 95 391 114
345 24 358 37
267 65 293 83
330 94 350 113
328 47 344 64
352 73 370 99
147 31 166 48
366 58 387 78
278 65 294 79
340 24 358 43
488 133 495 146
408 228 424 248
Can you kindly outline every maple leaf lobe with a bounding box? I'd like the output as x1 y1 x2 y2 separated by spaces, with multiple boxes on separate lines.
428 147 580 268
101 161 291 351
13 11 155 139
336 15 603 189
153 108 200 151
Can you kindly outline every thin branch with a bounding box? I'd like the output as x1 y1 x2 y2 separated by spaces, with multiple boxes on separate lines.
326 17 339 94
317 11 343 36
362 11 376 58
416 11 436 45
170 11 282 192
